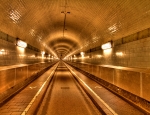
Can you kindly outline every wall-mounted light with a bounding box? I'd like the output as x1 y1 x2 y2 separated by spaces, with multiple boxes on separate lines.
116 52 123 56
96 55 102 58
101 41 112 50
41 51 45 59
80 52 85 56
80 52 85 58
0 49 5 55
16 38 27 48
41 51 45 55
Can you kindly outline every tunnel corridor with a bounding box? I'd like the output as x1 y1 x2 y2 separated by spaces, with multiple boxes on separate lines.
0 0 150 114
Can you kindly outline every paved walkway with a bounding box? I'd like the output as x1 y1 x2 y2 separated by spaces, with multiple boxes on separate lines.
0 63 58 115
66 63 145 115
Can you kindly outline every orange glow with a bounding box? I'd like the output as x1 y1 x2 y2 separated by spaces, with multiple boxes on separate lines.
41 51 45 55
101 42 112 50
96 55 102 58
0 49 5 55
17 39 27 48
80 52 85 58
17 47 25 53
104 49 112 55
116 52 123 56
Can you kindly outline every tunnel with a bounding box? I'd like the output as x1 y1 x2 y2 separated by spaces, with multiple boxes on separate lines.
0 0 150 114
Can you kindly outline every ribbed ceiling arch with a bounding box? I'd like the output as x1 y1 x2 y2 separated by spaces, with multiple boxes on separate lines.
0 0 149 58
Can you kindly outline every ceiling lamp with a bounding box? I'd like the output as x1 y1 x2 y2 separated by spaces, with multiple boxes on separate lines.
16 38 27 48
101 41 112 50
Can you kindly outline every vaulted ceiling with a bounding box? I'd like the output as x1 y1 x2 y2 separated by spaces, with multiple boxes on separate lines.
0 0 150 58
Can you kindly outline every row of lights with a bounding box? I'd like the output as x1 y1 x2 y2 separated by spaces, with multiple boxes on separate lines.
70 52 123 59
79 41 112 57
67 41 124 59
16 38 54 58
16 40 112 59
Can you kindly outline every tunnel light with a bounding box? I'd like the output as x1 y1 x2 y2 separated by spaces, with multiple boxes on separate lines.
19 54 25 57
96 55 102 58
116 52 123 56
80 52 85 56
16 39 27 48
0 49 5 55
30 55 35 58
41 51 45 55
80 52 85 58
101 41 112 50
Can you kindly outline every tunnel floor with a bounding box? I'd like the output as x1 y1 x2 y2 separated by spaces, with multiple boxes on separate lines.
0 61 145 115
37 62 100 115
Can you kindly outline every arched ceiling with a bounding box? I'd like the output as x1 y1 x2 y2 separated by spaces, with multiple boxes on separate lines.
0 0 150 58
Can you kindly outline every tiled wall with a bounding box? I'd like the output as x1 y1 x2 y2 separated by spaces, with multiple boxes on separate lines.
0 61 58 103
71 37 150 69
66 62 150 112
0 37 52 66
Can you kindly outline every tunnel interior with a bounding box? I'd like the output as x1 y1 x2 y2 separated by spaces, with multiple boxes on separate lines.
0 0 150 68
1 1 150 114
